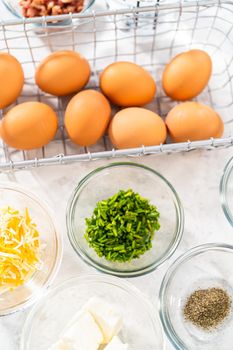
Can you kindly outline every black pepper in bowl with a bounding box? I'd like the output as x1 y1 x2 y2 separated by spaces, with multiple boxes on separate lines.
183 287 232 330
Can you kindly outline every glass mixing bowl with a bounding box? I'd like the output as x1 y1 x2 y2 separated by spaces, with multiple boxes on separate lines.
67 162 184 277
159 244 233 350
220 156 233 227
2 0 95 19
0 183 62 316
20 274 165 350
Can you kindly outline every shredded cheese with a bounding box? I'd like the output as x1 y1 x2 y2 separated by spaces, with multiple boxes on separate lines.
0 206 41 294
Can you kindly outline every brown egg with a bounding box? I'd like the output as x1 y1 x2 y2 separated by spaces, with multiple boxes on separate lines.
0 53 24 109
35 51 91 96
100 62 156 107
65 90 111 146
162 50 212 101
1 102 58 150
166 102 224 142
109 107 167 149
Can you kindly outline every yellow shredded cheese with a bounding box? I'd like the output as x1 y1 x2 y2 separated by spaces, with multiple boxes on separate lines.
0 206 41 294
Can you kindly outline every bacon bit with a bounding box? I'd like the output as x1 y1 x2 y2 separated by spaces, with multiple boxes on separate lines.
19 0 85 17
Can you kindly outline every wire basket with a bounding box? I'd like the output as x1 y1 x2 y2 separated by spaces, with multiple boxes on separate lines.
0 0 233 171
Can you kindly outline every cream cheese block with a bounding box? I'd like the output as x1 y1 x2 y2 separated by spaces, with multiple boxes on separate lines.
48 339 70 350
104 336 129 349
62 310 103 350
83 297 123 343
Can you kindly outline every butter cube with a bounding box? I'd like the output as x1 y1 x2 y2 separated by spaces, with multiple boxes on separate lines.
105 336 129 350
62 310 103 350
83 297 123 343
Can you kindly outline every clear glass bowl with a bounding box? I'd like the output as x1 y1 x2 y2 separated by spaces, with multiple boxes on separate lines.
106 0 160 9
2 0 95 19
0 183 62 316
67 162 184 277
159 244 233 350
220 156 233 227
20 274 165 350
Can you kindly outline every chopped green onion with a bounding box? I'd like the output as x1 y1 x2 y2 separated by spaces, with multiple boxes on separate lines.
84 189 160 263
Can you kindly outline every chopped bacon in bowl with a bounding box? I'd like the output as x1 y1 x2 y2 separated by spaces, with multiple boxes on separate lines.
19 0 85 17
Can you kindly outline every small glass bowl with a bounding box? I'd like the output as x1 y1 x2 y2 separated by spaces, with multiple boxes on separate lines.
106 0 160 9
67 162 184 277
20 274 165 350
159 244 233 350
0 183 62 316
2 0 95 20
220 156 233 227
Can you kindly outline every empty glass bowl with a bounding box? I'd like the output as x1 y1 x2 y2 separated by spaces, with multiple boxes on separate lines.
105 0 161 31
106 0 160 10
0 183 62 316
220 156 233 227
67 162 184 277
20 274 165 350
159 244 233 350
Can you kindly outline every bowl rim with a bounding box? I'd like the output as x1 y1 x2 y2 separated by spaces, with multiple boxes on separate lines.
0 182 63 317
159 243 233 350
66 161 184 278
220 156 233 227
20 273 165 350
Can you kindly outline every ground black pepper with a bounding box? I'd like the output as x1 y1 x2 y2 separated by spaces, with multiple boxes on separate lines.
183 287 232 330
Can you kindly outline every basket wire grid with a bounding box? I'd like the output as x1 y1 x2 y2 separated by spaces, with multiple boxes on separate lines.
0 0 233 171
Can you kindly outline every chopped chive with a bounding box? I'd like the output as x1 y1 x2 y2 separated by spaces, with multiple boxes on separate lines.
84 189 160 263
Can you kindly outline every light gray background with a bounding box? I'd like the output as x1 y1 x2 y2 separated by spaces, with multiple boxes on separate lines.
0 1 232 349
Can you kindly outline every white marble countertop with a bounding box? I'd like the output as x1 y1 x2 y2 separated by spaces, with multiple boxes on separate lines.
0 148 233 350
0 1 233 349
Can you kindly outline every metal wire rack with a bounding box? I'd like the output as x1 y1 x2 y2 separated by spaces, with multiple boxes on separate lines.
0 0 233 171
